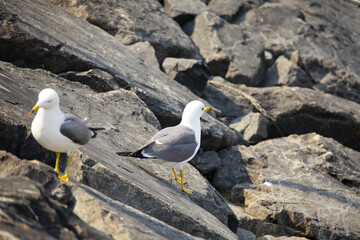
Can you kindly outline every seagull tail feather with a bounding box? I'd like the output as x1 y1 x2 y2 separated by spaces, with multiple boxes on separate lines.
116 149 149 158
89 127 106 138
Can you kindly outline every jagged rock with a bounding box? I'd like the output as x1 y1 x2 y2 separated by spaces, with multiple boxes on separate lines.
0 170 113 239
0 62 240 239
162 57 209 95
48 0 202 63
231 182 254 205
230 112 269 144
59 69 127 92
262 56 313 88
238 0 360 103
0 0 238 151
0 151 200 239
257 236 309 240
190 150 221 174
128 41 160 70
224 133 360 240
208 0 243 22
236 228 256 240
189 11 266 86
203 77 360 151
164 0 208 25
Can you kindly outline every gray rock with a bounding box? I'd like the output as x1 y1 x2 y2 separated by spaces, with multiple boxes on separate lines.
162 57 209 95
190 11 266 86
230 113 269 143
204 77 360 151
59 69 128 92
128 41 160 70
239 0 360 103
257 236 309 240
262 56 313 88
48 0 202 63
212 147 250 192
190 150 221 174
225 133 360 239
0 62 239 239
0 158 113 240
164 0 208 25
236 228 256 240
208 0 243 22
0 151 200 240
0 0 237 151
231 182 254 205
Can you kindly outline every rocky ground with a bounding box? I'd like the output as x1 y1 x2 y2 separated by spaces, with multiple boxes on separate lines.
0 0 359 239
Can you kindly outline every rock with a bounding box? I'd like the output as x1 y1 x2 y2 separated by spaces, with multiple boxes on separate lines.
59 69 127 92
0 173 113 239
224 133 360 240
190 150 221 174
204 77 360 151
162 57 209 95
236 227 256 240
0 62 239 239
48 0 202 63
164 0 208 25
238 0 360 103
128 41 160 70
212 147 250 192
208 0 243 22
0 151 201 240
257 236 309 240
262 56 313 88
231 182 254 205
230 112 269 144
189 11 266 86
0 0 237 151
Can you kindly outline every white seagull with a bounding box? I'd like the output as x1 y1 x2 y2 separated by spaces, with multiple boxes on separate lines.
29 88 103 182
117 100 211 195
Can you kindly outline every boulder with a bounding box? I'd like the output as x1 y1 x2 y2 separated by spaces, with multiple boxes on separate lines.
48 0 202 63
230 112 269 144
162 57 209 95
190 150 222 174
204 77 360 151
223 133 360 240
0 0 238 151
164 0 208 25
262 56 313 88
208 0 243 22
128 41 160 70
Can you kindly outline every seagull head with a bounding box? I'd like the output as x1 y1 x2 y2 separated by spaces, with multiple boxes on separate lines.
181 100 211 123
29 88 60 115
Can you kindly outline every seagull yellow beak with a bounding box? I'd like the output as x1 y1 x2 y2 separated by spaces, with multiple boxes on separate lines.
204 107 211 112
29 105 39 116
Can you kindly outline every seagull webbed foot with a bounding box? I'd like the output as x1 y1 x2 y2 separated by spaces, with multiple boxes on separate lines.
58 173 69 182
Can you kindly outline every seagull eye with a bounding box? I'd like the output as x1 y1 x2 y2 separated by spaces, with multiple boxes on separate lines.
201 108 204 110
47 100 52 103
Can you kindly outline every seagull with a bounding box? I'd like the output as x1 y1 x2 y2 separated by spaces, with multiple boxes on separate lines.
117 100 211 195
29 88 104 182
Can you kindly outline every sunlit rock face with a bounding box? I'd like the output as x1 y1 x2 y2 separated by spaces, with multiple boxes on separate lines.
1 0 360 239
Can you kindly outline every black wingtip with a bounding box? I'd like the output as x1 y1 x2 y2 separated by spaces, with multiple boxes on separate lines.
89 127 106 138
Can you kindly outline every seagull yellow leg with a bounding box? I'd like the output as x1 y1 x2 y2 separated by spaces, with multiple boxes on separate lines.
172 168 186 184
54 152 60 173
58 155 70 182
180 170 193 195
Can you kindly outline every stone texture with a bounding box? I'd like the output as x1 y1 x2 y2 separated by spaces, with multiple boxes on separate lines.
224 133 360 240
262 55 313 88
208 0 243 22
128 41 160 70
0 0 238 151
204 77 360 151
164 0 208 25
48 0 202 63
190 150 221 174
162 57 209 95
0 62 239 239
230 112 269 144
